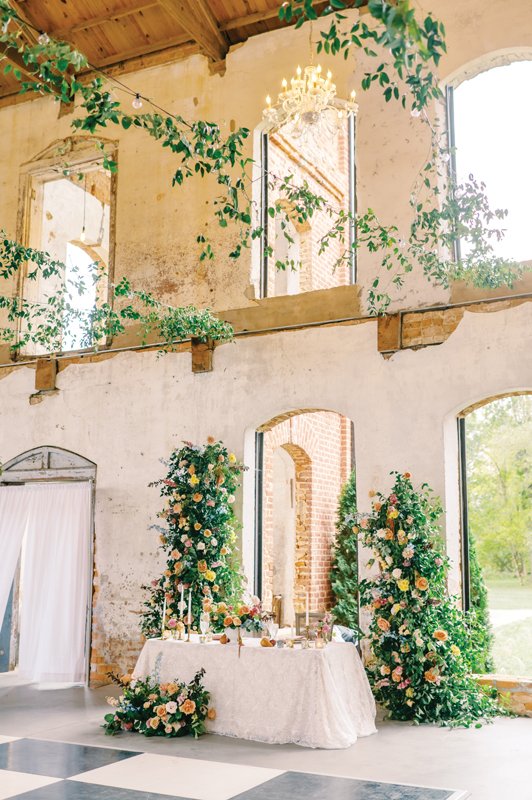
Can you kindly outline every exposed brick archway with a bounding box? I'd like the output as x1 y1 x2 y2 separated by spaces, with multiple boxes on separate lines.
259 409 353 623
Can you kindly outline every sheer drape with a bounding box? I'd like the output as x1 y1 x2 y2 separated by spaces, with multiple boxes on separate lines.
0 487 30 633
0 482 92 683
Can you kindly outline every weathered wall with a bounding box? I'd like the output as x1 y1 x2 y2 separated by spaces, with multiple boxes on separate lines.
0 302 530 680
2 0 532 313
1 0 532 685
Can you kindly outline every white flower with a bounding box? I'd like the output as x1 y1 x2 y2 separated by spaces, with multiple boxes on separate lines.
392 568 402 579
377 528 387 539
197 542 205 550
385 555 393 566
211 538 218 547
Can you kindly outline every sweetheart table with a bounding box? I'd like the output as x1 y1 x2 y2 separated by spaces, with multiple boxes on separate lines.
133 637 377 749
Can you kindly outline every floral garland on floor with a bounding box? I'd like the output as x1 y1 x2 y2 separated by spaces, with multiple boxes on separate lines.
356 472 500 727
140 439 246 636
104 669 214 738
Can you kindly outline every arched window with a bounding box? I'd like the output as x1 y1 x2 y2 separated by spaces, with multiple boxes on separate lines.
448 60 532 262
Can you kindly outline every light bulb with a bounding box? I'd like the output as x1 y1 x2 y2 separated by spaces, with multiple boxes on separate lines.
441 151 451 163
296 65 302 77
38 31 50 45
317 64 322 74
327 70 332 80
350 89 357 100
132 94 143 110
80 227 87 243
266 95 271 107
281 78 287 89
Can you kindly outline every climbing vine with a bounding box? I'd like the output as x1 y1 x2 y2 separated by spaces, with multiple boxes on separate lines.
0 235 233 354
0 0 525 325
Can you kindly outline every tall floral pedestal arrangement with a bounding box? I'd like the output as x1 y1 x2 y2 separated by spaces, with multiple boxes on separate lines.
358 472 499 726
140 439 244 636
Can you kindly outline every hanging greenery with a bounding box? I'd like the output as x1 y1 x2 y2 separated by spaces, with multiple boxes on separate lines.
0 0 524 317
358 472 500 726
139 440 246 638
0 234 233 354
330 471 361 634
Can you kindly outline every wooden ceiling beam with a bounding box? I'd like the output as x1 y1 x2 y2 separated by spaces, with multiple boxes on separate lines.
94 33 193 67
157 0 229 62
50 1 159 39
221 1 369 32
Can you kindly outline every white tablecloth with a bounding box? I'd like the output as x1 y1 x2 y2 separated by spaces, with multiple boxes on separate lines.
133 637 377 749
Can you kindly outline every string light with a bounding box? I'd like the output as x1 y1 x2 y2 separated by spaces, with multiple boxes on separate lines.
38 31 50 45
410 107 421 118
132 93 143 110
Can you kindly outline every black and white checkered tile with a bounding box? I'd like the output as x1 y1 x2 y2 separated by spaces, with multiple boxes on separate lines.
0 737 467 800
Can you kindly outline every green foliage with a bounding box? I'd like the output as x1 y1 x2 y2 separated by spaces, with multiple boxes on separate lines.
0 0 524 313
140 440 245 637
330 471 361 633
0 233 233 354
359 472 500 726
280 0 446 112
466 397 532 582
103 669 212 738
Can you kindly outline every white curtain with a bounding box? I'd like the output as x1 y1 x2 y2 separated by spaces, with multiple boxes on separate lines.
0 482 92 684
0 487 30 633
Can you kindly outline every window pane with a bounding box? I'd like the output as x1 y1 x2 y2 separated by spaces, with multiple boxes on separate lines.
453 61 532 262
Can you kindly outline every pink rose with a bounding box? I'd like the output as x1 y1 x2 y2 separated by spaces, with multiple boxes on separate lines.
389 494 398 504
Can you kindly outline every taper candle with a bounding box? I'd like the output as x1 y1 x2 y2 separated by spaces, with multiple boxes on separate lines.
162 596 166 637
188 589 192 630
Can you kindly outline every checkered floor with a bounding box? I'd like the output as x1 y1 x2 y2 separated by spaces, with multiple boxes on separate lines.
0 737 465 800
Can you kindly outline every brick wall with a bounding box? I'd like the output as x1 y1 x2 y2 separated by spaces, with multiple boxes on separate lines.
267 121 351 295
261 411 351 620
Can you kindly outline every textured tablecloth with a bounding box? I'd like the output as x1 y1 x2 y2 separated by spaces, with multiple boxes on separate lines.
133 638 377 749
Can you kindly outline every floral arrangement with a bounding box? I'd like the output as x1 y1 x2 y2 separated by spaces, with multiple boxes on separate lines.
316 611 334 641
204 597 264 632
140 440 246 636
356 472 500 727
103 669 214 738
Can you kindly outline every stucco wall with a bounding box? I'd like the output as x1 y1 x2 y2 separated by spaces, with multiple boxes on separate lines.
0 302 530 677
2 0 532 313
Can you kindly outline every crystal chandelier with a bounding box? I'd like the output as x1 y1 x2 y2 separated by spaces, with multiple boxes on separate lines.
262 63 358 141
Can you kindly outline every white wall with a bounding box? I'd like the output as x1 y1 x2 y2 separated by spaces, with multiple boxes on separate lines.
0 302 530 642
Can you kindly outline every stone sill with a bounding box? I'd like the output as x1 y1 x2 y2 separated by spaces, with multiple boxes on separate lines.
450 266 532 304
475 674 532 691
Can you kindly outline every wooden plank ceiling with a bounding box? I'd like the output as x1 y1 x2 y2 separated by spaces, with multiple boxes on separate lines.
0 0 358 105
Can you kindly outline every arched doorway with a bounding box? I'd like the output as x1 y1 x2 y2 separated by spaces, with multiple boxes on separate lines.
0 446 96 684
458 394 532 676
249 409 354 627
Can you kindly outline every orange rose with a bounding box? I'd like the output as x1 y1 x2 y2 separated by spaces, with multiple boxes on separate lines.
232 616 242 627
424 668 438 683
156 705 167 717
433 629 448 642
194 522 202 531
238 605 250 616
403 472 411 479
193 493 203 502
198 560 207 573
223 616 234 627
166 682 178 695
385 530 394 540
188 465 196 475
377 617 390 632
204 529 212 537
415 577 429 591
173 504 182 513
180 699 196 715
207 708 216 720
374 502 382 512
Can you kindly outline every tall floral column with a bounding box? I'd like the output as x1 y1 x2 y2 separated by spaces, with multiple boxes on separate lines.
358 472 499 726
140 439 244 636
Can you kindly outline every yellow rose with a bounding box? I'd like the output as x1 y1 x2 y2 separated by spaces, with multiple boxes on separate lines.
190 474 200 486
405 687 414 698
205 569 216 581
388 509 399 519
451 644 461 656
397 579 409 592
229 453 236 463
194 522 202 531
